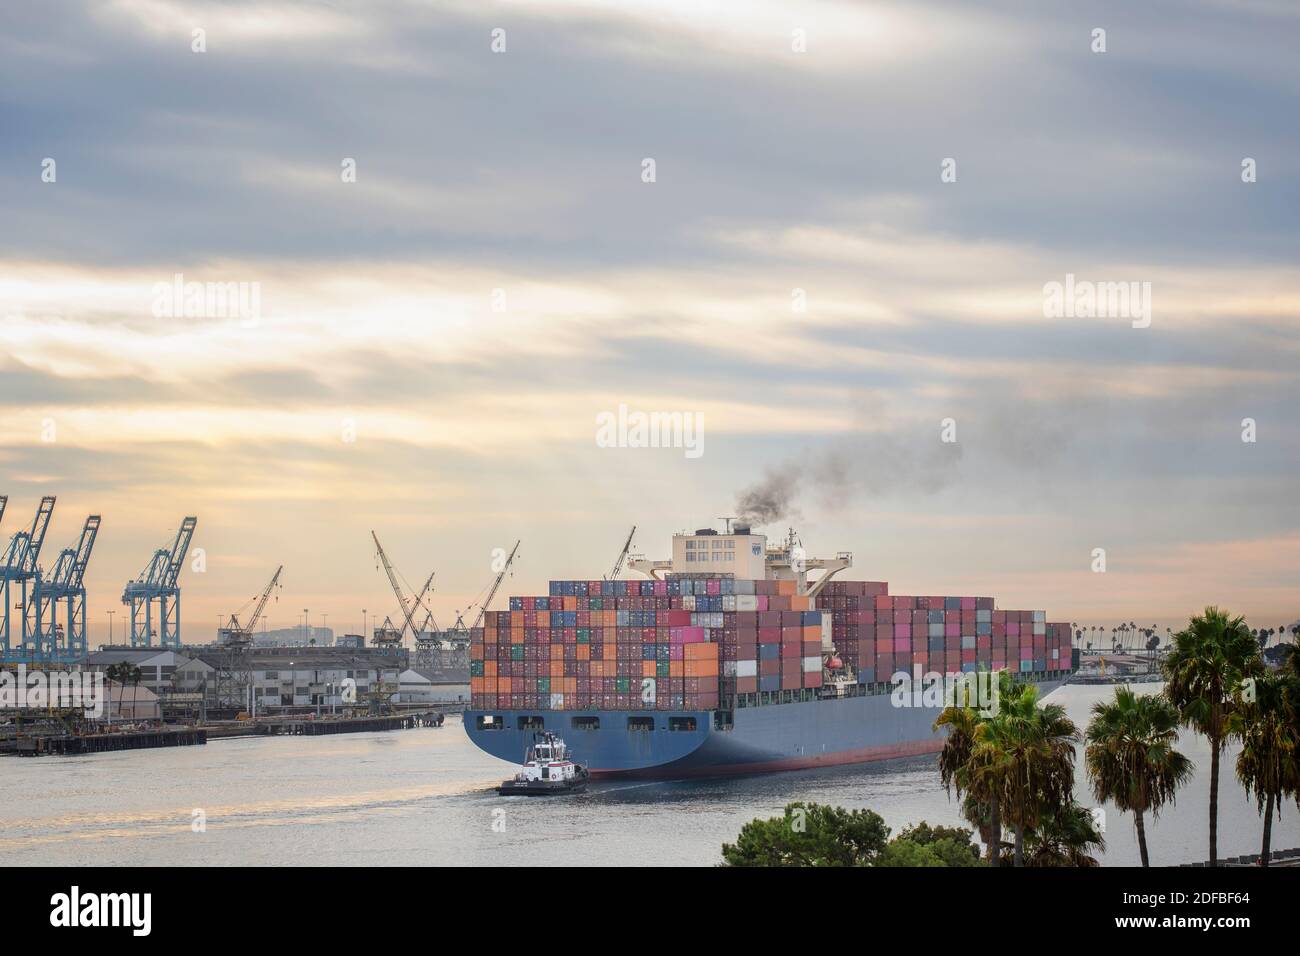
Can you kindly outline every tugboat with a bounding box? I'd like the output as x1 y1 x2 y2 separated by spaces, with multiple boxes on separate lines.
497 731 590 796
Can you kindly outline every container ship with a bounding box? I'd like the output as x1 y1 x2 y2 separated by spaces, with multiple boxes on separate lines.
465 525 1074 777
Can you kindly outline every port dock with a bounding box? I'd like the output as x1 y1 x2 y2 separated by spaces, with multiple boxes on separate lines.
12 727 206 756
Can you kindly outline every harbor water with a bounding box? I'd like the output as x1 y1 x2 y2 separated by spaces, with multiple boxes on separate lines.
1 684 1295 867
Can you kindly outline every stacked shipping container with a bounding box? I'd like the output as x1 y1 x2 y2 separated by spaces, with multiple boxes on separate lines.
469 576 1072 711
468 575 823 711
814 581 1073 683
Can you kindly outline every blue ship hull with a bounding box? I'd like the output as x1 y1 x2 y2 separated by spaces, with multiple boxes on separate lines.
465 679 1065 778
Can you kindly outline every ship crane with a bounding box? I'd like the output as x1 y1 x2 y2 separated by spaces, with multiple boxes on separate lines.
221 565 283 645
604 526 636 581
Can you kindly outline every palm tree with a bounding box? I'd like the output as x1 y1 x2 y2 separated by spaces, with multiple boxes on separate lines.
983 684 1079 867
128 664 143 720
935 679 1007 865
1086 687 1192 866
1231 670 1300 867
1164 606 1262 866
104 662 126 721
1023 800 1107 867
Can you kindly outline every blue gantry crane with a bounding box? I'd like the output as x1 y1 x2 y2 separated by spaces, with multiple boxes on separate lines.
1 496 57 663
31 515 101 663
121 517 197 648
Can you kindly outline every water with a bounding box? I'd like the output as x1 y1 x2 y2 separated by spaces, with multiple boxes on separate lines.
2 684 1295 866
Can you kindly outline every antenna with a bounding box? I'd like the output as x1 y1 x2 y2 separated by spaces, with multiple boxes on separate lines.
717 516 737 534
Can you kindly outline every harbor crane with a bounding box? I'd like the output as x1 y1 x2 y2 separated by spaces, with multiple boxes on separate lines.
122 516 197 648
371 531 438 646
219 565 283 645
1 496 56 662
31 515 101 662
604 526 636 581
472 539 520 630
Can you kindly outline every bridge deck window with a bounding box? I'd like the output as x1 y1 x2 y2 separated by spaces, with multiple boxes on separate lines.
475 715 505 731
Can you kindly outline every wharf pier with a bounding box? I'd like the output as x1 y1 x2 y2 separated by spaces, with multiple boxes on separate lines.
13 727 206 756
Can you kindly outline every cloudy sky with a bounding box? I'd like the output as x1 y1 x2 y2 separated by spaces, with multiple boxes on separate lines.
2 0 1297 643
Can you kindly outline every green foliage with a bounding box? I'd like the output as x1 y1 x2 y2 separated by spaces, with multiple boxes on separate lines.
876 838 946 867
720 805 983 868
1087 687 1191 817
889 822 983 867
1163 606 1261 742
720 802 888 867
1022 800 1106 867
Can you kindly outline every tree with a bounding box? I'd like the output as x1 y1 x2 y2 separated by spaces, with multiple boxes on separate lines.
982 684 1079 866
1022 800 1106 867
1231 670 1300 867
935 673 1014 864
720 802 889 867
936 674 1079 867
1085 687 1192 866
886 822 983 867
1163 606 1262 866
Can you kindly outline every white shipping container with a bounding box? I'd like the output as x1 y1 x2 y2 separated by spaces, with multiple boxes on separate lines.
821 617 833 650
736 594 758 612
682 595 696 611
722 595 736 612
802 655 822 673
722 660 738 677
1033 622 1046 636
1032 610 1046 623
736 659 758 678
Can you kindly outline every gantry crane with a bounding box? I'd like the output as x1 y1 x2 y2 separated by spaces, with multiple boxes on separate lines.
122 517 197 648
219 565 283 645
605 526 636 581
1 496 56 662
31 514 101 662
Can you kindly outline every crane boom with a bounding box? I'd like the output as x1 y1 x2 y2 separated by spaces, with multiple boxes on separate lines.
244 564 283 633
64 515 101 589
372 531 437 639
606 525 636 580
162 517 197 588
472 540 520 630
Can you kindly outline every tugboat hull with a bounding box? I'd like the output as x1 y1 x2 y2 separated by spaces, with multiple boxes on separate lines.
496 777 588 796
